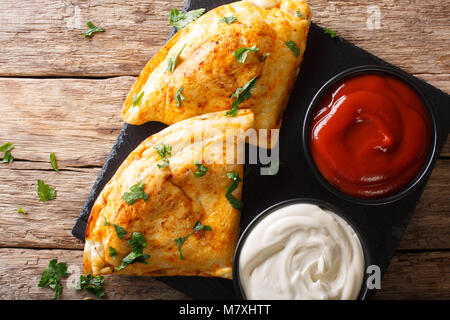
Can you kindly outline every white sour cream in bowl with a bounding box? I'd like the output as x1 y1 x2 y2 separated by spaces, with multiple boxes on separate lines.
236 201 365 300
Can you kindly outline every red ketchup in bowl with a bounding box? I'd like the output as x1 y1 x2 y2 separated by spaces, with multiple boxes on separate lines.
309 73 432 199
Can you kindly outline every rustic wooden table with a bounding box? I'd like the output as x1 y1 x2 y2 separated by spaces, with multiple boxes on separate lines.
0 0 448 300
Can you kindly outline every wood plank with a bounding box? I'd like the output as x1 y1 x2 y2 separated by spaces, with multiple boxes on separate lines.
0 248 188 300
0 77 448 170
0 0 184 77
376 251 450 299
0 0 448 92
398 159 450 250
0 77 133 167
0 247 447 299
0 159 449 250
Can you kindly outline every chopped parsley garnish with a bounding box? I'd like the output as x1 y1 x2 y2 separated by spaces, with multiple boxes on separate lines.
169 8 205 31
233 45 259 64
132 91 145 108
0 142 14 163
37 179 57 202
76 274 105 298
81 21 105 37
323 27 338 38
194 162 208 177
113 224 127 240
109 246 118 259
259 53 270 62
226 76 258 117
174 86 184 108
123 181 149 205
285 40 300 57
174 221 212 260
103 218 110 226
50 152 59 172
167 44 186 73
115 232 150 271
296 11 302 18
38 259 69 300
18 207 27 214
225 172 243 209
220 15 237 24
154 142 172 169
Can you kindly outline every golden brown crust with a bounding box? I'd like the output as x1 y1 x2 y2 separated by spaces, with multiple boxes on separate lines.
121 0 311 148
84 110 254 278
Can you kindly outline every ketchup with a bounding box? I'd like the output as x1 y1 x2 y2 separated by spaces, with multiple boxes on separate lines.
309 73 432 199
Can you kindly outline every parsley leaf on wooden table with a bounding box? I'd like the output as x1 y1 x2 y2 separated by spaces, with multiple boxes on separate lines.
37 179 57 202
38 259 69 300
50 152 59 172
0 142 14 163
81 21 105 37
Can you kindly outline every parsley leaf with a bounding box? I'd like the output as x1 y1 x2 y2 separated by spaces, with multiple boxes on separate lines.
81 21 105 37
233 45 259 64
76 274 105 298
296 11 303 18
258 53 270 62
0 142 14 163
109 246 118 258
323 27 338 38
226 76 258 117
174 221 212 260
103 218 110 226
50 152 59 172
169 8 205 31
167 44 186 73
285 40 300 57
132 91 145 108
174 86 184 108
18 207 27 214
115 232 150 271
37 179 57 202
123 181 149 205
113 224 127 240
194 162 208 177
225 172 244 209
38 259 69 300
220 15 237 24
154 142 172 169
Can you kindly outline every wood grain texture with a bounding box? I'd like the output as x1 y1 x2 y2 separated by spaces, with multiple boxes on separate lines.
0 248 188 300
0 159 448 251
0 0 449 300
0 247 447 299
377 251 450 299
0 0 448 94
0 0 185 77
0 77 448 168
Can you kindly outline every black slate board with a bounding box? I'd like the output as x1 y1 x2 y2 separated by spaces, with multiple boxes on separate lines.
72 0 450 300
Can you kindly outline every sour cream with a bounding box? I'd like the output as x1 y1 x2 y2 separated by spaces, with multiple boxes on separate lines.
238 203 365 299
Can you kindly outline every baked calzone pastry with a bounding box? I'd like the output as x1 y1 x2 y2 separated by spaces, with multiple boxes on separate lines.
84 110 254 278
121 0 311 148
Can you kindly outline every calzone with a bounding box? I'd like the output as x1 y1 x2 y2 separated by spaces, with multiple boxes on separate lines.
121 0 311 148
84 110 254 278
